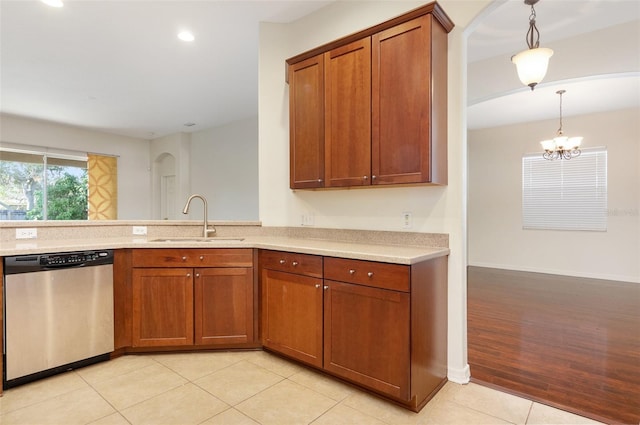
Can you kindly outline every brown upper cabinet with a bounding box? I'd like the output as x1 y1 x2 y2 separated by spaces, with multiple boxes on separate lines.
287 2 453 189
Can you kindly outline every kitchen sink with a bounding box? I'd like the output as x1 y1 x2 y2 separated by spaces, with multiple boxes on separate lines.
149 237 245 243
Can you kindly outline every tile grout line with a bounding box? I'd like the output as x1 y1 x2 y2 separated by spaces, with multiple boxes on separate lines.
524 401 534 424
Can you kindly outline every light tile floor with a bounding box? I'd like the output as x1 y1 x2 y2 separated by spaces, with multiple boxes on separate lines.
0 351 605 425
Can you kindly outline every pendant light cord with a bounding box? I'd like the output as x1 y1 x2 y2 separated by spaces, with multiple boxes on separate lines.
557 89 565 136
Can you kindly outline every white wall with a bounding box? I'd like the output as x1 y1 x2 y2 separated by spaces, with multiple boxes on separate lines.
259 0 492 383
0 113 151 219
469 108 640 283
190 116 259 221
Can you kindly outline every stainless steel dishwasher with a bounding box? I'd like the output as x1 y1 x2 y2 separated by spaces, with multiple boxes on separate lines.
3 250 114 388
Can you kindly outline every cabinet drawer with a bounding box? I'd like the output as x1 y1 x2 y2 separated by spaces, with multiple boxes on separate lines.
132 249 253 268
259 250 322 278
324 257 409 292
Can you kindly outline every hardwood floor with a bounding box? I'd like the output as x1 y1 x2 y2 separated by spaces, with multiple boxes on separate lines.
467 266 640 425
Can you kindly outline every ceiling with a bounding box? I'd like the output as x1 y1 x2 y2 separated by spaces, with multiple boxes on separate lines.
0 0 333 139
467 0 640 129
1 0 638 138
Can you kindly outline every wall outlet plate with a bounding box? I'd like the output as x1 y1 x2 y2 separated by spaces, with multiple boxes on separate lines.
402 212 413 229
301 213 315 226
132 226 148 235
16 228 38 239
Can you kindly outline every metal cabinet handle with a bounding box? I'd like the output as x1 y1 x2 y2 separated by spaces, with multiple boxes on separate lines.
315 284 321 288
279 259 286 264
372 175 377 180
195 273 200 278
367 272 374 277
187 273 191 277
199 255 204 260
292 261 299 266
318 179 323 183
349 269 356 275
323 285 329 290
182 256 187 261
363 176 368 180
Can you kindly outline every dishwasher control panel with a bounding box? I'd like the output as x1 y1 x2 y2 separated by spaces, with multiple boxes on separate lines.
40 251 110 266
4 250 114 274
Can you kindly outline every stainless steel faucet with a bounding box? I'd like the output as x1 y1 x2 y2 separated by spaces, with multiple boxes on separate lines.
182 194 216 238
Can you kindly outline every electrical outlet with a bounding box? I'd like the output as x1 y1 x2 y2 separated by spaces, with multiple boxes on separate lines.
402 212 413 229
16 228 38 239
301 213 315 226
132 226 148 235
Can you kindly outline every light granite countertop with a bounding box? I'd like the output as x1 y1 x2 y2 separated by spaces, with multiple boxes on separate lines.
0 235 449 265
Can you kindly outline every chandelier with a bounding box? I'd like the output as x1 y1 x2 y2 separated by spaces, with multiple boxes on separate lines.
511 0 554 90
541 90 583 160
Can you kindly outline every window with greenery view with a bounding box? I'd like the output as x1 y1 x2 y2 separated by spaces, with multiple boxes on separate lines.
0 149 88 220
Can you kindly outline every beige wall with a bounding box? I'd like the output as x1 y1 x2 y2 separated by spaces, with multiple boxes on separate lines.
258 0 492 382
190 116 259 221
469 108 640 283
0 113 151 219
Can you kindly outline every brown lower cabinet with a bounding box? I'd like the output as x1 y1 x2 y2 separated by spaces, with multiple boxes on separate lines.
132 267 194 346
323 280 410 400
262 269 323 367
127 248 255 348
260 250 448 411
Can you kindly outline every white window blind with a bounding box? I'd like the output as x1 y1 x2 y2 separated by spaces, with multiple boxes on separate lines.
522 147 607 231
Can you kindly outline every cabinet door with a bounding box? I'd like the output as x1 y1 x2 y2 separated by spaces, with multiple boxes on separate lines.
262 269 323 368
324 38 371 187
194 267 254 345
324 280 410 400
372 15 434 185
289 54 325 189
132 268 194 347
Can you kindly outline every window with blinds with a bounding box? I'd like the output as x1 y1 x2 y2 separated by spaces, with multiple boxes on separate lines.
522 147 607 231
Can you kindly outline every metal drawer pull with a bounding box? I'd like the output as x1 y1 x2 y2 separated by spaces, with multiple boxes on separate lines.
349 269 356 274
279 259 286 264
368 272 374 277
200 256 204 260
187 273 191 277
292 261 299 266
195 273 200 278
182 256 187 261
323 285 329 290
315 284 321 288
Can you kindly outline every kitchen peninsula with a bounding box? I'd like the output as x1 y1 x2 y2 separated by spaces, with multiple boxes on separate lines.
0 221 449 412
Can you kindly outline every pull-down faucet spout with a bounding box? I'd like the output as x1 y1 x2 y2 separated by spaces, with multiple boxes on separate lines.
182 194 216 238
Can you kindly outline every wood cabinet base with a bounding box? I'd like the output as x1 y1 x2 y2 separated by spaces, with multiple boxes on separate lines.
263 346 447 413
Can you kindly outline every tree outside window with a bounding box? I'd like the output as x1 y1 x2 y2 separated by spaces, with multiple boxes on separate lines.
0 150 88 220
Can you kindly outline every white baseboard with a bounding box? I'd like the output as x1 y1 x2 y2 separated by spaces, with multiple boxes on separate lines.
467 261 640 284
448 364 470 384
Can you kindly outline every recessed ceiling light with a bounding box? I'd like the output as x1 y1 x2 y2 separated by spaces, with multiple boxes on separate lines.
177 31 195 42
41 0 64 7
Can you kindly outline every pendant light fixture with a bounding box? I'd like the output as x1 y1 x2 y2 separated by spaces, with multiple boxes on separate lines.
511 0 554 90
540 90 583 160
